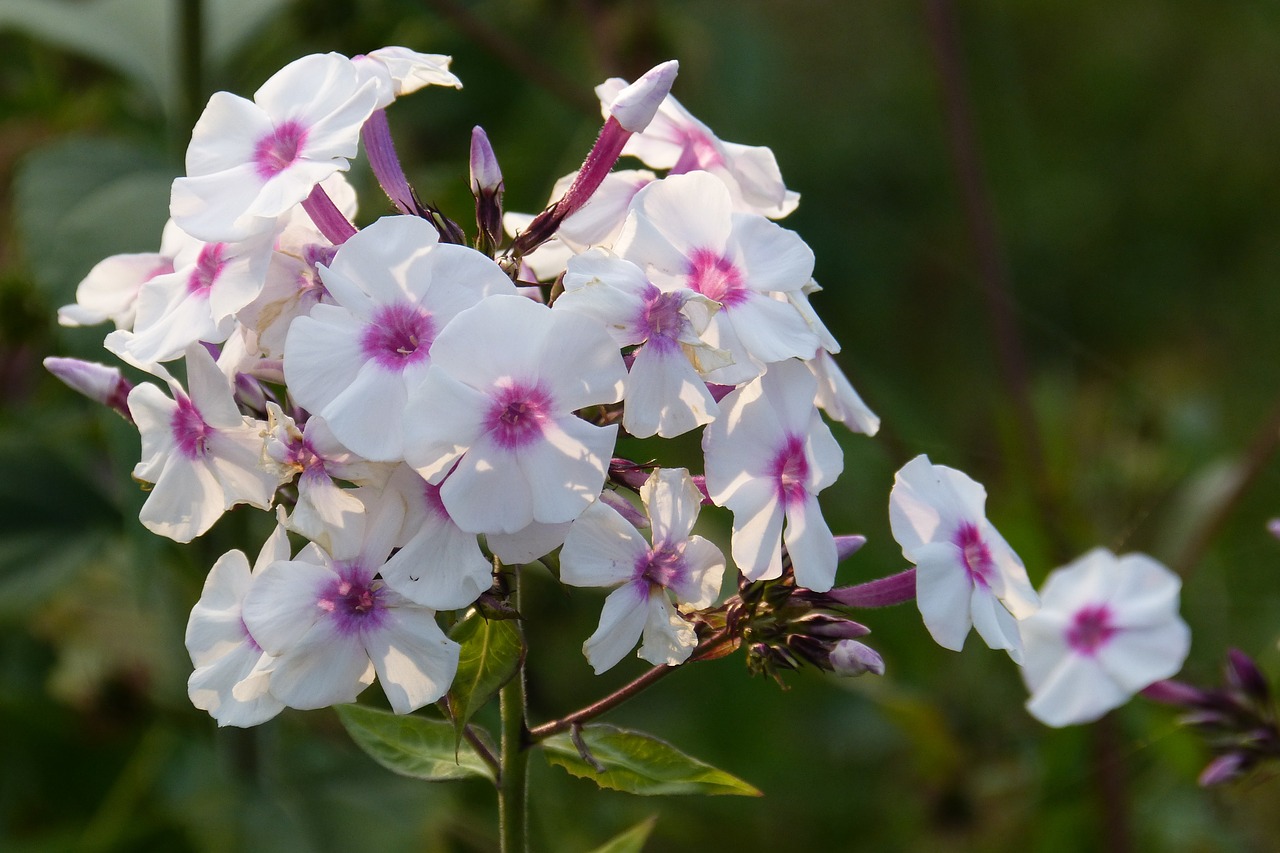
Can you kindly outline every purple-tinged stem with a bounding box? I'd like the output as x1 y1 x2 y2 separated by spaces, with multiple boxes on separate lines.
301 184 357 246
362 110 416 215
827 569 917 608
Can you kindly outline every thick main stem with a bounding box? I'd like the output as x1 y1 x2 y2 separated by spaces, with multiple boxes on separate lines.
498 566 529 853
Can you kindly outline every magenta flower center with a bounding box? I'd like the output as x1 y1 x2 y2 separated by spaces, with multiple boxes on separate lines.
360 303 435 370
171 395 210 459
1066 605 1117 655
769 434 809 507
638 543 686 589
953 523 994 587
485 383 553 449
639 288 685 351
186 243 227 297
254 120 308 180
422 479 450 521
318 567 387 636
686 249 748 308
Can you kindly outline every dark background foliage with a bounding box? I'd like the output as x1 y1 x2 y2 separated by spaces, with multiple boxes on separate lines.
2 0 1280 850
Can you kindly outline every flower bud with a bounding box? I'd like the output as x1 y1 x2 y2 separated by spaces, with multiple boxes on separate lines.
44 357 133 421
606 60 678 133
1198 752 1247 787
835 534 867 562
598 488 649 529
1226 648 1270 704
829 640 885 677
793 612 870 640
469 125 503 195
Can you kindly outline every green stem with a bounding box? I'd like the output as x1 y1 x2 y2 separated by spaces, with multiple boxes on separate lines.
498 565 529 853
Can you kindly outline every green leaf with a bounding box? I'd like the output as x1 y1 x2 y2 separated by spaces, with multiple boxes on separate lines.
447 611 523 746
334 704 494 783
587 816 658 853
14 137 173 305
0 0 289 112
541 724 761 797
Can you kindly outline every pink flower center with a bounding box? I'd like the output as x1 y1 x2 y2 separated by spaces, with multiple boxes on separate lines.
186 243 227 297
360 303 435 370
253 120 308 180
637 543 685 590
686 249 748 308
317 566 387 636
953 523 994 587
1066 605 1117 655
171 395 210 459
638 288 685 351
485 383 553 449
769 434 809 507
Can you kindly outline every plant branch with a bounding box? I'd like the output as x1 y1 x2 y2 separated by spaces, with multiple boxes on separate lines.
528 629 732 740
498 566 529 853
463 723 501 781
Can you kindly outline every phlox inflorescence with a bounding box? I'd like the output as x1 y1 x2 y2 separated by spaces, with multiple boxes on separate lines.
49 43 1189 735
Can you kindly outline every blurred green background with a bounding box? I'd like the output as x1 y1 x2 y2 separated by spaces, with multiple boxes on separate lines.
3 0 1280 850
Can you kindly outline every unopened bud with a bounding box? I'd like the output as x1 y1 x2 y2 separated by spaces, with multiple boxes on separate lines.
598 489 649 529
835 535 867 562
1198 752 1247 787
606 60 678 133
1226 648 1270 704
469 126 503 195
829 640 885 677
44 357 133 422
795 612 870 640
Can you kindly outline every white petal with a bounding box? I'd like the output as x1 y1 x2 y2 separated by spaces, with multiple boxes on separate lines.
582 582 649 674
560 500 648 587
367 606 461 714
637 593 696 667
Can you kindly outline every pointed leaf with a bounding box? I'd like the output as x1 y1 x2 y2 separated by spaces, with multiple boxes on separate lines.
335 704 494 782
541 724 761 796
587 816 659 853
447 611 524 746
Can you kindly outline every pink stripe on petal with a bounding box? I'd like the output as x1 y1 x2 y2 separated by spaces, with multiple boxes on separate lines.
171 395 210 459
186 243 227 297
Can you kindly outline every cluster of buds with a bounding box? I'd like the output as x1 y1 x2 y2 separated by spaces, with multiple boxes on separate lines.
1145 650 1280 786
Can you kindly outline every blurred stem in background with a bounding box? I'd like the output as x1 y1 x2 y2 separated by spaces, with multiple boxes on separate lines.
178 0 203 158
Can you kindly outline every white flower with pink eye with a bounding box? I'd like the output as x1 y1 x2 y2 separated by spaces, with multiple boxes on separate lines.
556 248 728 438
1019 548 1191 727
402 293 626 535
185 512 291 727
889 455 1039 662
240 487 460 714
124 227 276 364
595 78 799 219
703 359 843 591
57 219 188 330
284 215 517 462
561 468 724 673
171 52 380 243
613 171 820 386
126 343 281 543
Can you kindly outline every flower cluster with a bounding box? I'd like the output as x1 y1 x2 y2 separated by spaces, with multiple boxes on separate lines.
49 44 1195 737
51 48 884 726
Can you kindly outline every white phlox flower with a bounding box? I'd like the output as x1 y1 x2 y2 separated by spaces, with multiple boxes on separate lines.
889 454 1040 663
613 171 820 385
185 510 291 727
402 293 626 535
379 464 494 610
124 227 276 364
240 486 461 714
1019 548 1190 727
595 78 799 219
284 215 517 462
127 342 282 542
556 248 728 438
561 468 724 673
703 359 843 591
171 51 381 243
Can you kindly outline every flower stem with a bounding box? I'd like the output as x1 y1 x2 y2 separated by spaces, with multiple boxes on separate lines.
498 565 529 853
528 628 732 741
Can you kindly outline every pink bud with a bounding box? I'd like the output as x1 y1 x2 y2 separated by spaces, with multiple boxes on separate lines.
829 640 885 677
44 357 132 421
469 126 503 195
